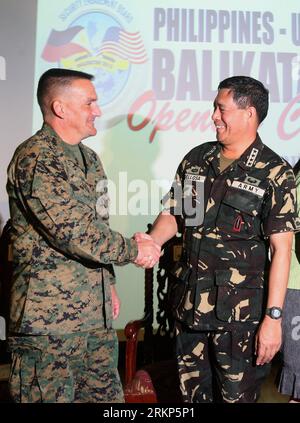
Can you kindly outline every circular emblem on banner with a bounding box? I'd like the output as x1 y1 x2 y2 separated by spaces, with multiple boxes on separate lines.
41 9 148 129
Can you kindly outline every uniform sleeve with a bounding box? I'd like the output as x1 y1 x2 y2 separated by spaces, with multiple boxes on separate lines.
296 172 300 216
262 167 298 237
103 264 116 285
16 156 138 266
162 160 185 227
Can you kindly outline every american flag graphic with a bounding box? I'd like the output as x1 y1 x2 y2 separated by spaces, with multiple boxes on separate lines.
98 26 147 64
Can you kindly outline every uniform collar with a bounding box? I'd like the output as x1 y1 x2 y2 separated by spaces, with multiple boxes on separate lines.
236 134 264 171
202 143 221 176
40 123 93 171
203 134 264 175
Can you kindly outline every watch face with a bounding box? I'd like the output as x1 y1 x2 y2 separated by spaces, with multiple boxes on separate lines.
272 308 282 318
267 307 282 319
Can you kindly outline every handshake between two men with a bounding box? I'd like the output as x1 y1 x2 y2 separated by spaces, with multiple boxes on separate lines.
133 232 161 269
132 212 178 269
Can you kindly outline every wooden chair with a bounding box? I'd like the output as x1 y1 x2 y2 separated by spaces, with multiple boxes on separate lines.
124 227 183 403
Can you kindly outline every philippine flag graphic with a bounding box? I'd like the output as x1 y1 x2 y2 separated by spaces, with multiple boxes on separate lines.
41 26 89 62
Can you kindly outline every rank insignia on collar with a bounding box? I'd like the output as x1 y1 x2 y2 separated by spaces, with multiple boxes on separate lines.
203 145 217 160
246 148 259 167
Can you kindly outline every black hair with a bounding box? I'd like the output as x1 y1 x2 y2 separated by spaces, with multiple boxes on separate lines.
218 76 269 124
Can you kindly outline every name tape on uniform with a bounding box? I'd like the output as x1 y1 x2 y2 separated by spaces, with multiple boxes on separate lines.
231 180 265 197
185 174 206 182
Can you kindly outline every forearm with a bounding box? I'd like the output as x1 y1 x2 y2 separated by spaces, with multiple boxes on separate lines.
150 211 178 247
255 232 293 365
266 236 293 309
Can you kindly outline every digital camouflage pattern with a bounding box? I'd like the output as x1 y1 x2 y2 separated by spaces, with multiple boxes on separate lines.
6 124 138 335
166 135 298 331
6 124 137 402
9 328 123 403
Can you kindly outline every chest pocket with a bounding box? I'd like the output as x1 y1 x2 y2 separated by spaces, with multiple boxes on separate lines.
68 168 96 209
216 187 263 239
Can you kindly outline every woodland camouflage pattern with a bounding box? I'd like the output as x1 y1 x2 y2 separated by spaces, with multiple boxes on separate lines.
165 135 298 402
166 135 298 332
175 325 270 403
6 124 137 335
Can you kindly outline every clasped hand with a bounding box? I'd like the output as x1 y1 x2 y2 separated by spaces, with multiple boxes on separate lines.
133 232 161 268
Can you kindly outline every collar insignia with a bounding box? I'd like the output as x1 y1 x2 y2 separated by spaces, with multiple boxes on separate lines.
245 148 259 167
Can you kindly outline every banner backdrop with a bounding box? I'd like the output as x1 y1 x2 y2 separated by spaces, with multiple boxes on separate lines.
3 0 300 327
0 0 37 230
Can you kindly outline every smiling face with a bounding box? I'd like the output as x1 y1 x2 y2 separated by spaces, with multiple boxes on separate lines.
62 78 101 143
211 88 253 147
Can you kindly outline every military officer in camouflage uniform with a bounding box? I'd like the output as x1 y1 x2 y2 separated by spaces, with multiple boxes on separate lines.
137 76 298 402
6 68 160 402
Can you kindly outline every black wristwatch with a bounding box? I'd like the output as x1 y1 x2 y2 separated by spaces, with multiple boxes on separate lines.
265 307 283 320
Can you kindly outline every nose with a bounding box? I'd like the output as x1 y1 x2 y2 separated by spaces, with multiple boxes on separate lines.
94 104 102 118
211 107 219 122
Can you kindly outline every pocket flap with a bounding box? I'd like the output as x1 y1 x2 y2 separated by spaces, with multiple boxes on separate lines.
215 269 264 289
222 188 262 216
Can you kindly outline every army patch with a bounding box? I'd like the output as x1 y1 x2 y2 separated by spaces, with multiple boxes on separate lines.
231 180 265 197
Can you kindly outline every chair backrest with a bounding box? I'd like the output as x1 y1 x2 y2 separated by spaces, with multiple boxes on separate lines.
124 227 183 403
142 230 183 365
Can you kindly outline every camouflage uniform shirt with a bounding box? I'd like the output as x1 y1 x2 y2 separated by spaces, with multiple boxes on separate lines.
6 124 138 335
167 135 298 331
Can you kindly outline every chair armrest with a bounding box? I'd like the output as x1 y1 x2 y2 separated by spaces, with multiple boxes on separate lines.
124 369 157 403
124 313 151 385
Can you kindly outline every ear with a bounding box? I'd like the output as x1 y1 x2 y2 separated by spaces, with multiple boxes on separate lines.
52 100 64 119
247 106 256 120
